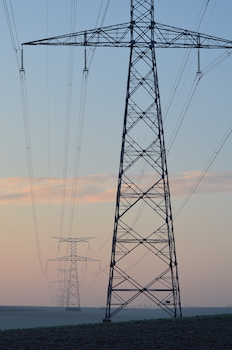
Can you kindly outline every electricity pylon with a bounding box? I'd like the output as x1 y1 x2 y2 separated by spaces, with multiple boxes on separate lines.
52 268 70 307
48 237 96 311
52 276 68 307
22 0 232 320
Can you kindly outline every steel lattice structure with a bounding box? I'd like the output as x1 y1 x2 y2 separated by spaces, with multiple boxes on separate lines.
48 237 96 311
22 0 232 320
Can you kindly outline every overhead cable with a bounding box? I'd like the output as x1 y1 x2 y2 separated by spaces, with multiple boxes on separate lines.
174 121 232 219
19 67 47 275
59 0 78 240
3 0 47 274
2 0 20 68
164 0 212 128
67 0 112 244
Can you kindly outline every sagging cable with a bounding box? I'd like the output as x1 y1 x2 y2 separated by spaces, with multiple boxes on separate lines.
19 61 47 275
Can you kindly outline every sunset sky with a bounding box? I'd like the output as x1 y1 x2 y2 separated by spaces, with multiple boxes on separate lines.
0 0 232 310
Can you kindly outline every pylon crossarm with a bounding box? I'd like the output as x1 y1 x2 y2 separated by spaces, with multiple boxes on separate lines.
22 23 131 47
48 255 99 262
52 236 94 243
22 21 232 49
154 22 232 49
75 256 99 262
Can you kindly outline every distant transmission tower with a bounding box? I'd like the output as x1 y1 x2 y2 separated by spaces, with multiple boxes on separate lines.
52 268 70 307
22 0 232 320
49 237 96 311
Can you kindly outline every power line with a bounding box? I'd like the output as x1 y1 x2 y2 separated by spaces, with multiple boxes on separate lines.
87 0 111 69
2 0 20 69
59 0 78 240
174 121 232 220
163 0 211 123
67 70 89 239
167 74 202 152
202 50 232 76
19 67 47 275
62 0 112 248
3 0 47 275
46 0 52 238
164 0 215 138
194 0 211 31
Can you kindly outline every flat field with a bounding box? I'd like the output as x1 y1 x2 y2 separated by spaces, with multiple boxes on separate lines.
0 314 232 349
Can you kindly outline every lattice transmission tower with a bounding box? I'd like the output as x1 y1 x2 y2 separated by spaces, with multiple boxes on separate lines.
51 269 69 307
22 0 232 320
48 237 96 311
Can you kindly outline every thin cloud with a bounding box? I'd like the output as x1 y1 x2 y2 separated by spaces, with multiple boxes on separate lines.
0 175 117 205
0 171 231 205
170 170 232 197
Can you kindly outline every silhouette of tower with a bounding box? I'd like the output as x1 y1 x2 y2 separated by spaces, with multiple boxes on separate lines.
49 237 96 311
22 0 232 320
104 1 182 320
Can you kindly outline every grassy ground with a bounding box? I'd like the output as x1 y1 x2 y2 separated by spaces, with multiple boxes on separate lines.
0 314 232 349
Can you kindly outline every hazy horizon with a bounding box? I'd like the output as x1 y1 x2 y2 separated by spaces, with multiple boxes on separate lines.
0 1 231 311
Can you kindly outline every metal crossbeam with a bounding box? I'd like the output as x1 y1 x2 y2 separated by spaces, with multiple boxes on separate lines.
23 21 232 49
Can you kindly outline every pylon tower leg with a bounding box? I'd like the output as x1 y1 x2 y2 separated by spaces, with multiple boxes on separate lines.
104 0 182 321
66 240 81 311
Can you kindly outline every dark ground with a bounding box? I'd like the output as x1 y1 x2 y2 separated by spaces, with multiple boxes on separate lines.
0 314 232 349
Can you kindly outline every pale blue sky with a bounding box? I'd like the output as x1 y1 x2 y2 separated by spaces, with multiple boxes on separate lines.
0 1 232 309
